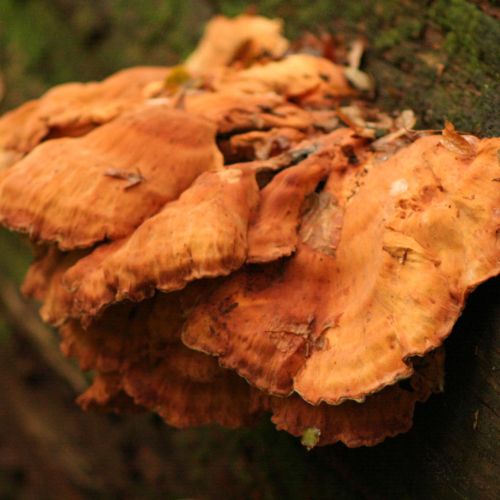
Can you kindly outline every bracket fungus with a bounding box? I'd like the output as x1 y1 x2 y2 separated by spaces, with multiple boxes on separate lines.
184 14 289 73
183 134 500 404
0 107 222 249
1 13 498 448
0 66 169 170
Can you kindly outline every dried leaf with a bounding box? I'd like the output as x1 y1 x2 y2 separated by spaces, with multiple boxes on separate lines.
301 427 321 450
372 109 417 153
347 39 365 69
396 109 417 130
441 120 476 158
336 106 374 138
344 67 374 93
163 65 192 93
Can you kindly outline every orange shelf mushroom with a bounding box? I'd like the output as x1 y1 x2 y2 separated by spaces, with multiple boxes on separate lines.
0 66 169 170
0 107 223 248
183 135 500 404
1 13 498 449
184 14 289 73
60 282 445 445
62 167 259 320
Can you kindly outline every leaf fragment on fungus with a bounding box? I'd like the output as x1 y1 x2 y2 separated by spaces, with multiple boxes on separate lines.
441 120 477 158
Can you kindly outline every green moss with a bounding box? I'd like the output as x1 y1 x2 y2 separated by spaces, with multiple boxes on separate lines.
0 0 498 131
374 27 404 50
0 0 212 111
374 18 423 50
216 0 499 135
430 0 500 76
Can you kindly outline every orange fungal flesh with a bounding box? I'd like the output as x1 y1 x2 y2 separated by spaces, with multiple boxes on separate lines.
1 13 498 448
61 285 444 445
0 66 169 169
0 107 222 249
183 135 500 404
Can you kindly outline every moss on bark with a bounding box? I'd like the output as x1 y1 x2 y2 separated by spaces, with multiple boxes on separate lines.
215 0 500 135
1 1 498 135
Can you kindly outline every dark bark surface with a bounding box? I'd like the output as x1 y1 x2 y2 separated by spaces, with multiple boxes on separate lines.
0 1 498 498
1 0 499 135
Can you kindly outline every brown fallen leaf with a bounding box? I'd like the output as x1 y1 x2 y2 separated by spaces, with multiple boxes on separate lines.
441 119 477 158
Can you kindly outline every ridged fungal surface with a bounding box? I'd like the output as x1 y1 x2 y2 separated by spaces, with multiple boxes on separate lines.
1 14 498 448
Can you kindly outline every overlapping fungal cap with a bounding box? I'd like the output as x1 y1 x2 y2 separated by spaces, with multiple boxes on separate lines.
78 348 444 445
148 46 352 136
185 14 289 73
0 107 222 249
1 12 498 449
169 54 352 130
247 128 367 263
19 201 446 446
0 101 40 169
58 278 445 445
214 54 352 101
0 66 169 169
62 167 259 319
22 246 86 326
61 286 264 428
183 134 500 404
182 90 339 135
144 59 346 138
58 130 363 313
270 348 445 448
29 132 364 323
77 372 142 413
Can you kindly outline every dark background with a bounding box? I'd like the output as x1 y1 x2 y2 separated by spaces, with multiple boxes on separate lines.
0 1 498 498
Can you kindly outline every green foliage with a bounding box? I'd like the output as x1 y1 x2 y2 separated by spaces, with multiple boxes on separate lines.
431 0 500 68
0 0 211 111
